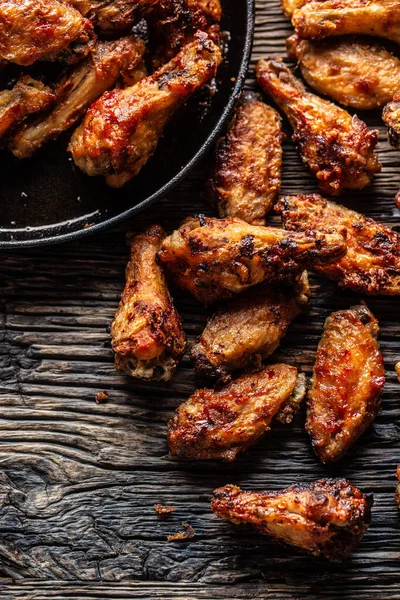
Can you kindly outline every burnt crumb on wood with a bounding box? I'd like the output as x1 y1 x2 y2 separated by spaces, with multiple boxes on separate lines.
154 503 175 517
167 522 196 542
95 390 109 403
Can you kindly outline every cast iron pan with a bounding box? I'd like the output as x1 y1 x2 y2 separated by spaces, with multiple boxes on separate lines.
0 0 255 248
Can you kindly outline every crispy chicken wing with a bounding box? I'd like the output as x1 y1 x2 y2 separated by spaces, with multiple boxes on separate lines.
69 32 222 187
256 59 381 195
10 37 146 159
67 0 157 34
190 272 310 383
306 304 385 464
211 479 373 561
383 93 400 149
0 77 54 140
207 92 283 226
168 364 306 461
292 0 400 44
0 0 94 66
158 215 347 305
287 34 400 110
111 225 186 381
276 194 400 295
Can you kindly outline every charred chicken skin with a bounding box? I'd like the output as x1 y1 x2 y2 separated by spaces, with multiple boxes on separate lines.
0 0 94 66
111 225 186 381
10 37 146 159
69 32 222 187
306 304 385 464
190 272 310 383
256 59 381 195
383 94 400 149
158 215 347 305
67 0 158 34
207 92 283 226
287 34 400 111
168 364 306 461
211 479 373 561
276 194 400 295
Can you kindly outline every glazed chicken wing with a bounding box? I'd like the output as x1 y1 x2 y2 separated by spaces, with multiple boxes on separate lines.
0 0 93 66
69 32 222 187
211 479 373 561
383 94 400 149
67 0 157 34
190 272 310 383
207 92 283 226
10 37 146 159
111 225 186 381
306 304 385 464
168 364 306 461
276 194 400 295
287 34 400 110
256 59 381 195
158 215 347 305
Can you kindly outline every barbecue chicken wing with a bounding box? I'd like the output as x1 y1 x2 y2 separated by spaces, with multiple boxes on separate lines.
207 92 283 226
287 34 400 110
0 0 93 66
292 0 400 44
158 215 347 305
10 37 146 159
69 32 222 187
383 94 400 149
190 272 310 383
0 77 54 140
276 194 400 295
256 59 381 195
306 304 385 464
211 479 373 561
111 225 186 381
67 0 157 34
168 364 306 461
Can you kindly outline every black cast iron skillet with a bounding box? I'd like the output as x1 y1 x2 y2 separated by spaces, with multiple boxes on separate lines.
0 0 255 248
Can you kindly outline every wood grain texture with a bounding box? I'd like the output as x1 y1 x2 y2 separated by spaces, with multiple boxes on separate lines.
1 0 400 597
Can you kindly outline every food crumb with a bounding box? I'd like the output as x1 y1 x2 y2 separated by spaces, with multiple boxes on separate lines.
154 503 175 517
396 363 400 382
95 390 108 404
167 522 195 542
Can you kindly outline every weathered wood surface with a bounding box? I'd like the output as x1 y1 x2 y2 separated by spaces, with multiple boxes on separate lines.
1 1 400 598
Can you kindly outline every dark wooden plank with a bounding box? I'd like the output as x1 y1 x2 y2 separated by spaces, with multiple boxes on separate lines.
1 0 400 596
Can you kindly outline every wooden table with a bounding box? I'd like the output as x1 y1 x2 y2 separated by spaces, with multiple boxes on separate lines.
1 1 400 598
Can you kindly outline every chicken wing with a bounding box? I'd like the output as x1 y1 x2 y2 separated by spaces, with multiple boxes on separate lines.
211 479 373 561
111 225 186 381
0 0 94 66
0 77 54 140
256 59 381 195
10 37 146 159
276 194 400 295
207 92 283 226
287 34 400 110
306 304 384 464
292 0 400 44
67 0 157 34
190 272 310 383
168 364 306 461
396 363 400 382
281 0 311 17
383 93 400 149
69 32 222 187
158 216 347 305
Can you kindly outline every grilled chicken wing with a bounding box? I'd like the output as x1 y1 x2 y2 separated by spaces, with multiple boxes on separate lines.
158 215 347 305
111 225 186 381
292 0 400 44
306 304 385 464
287 34 400 110
10 37 146 159
207 92 283 226
256 59 381 195
190 272 310 383
0 0 93 66
168 364 306 461
383 94 400 149
67 0 157 34
276 194 400 295
211 479 373 561
0 77 54 140
69 32 222 187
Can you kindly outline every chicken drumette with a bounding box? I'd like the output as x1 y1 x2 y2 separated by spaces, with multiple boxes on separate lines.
158 215 346 305
67 0 158 35
111 225 186 381
276 194 400 295
212 479 373 561
69 32 222 187
207 92 283 226
256 59 381 195
383 94 400 149
168 364 306 461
